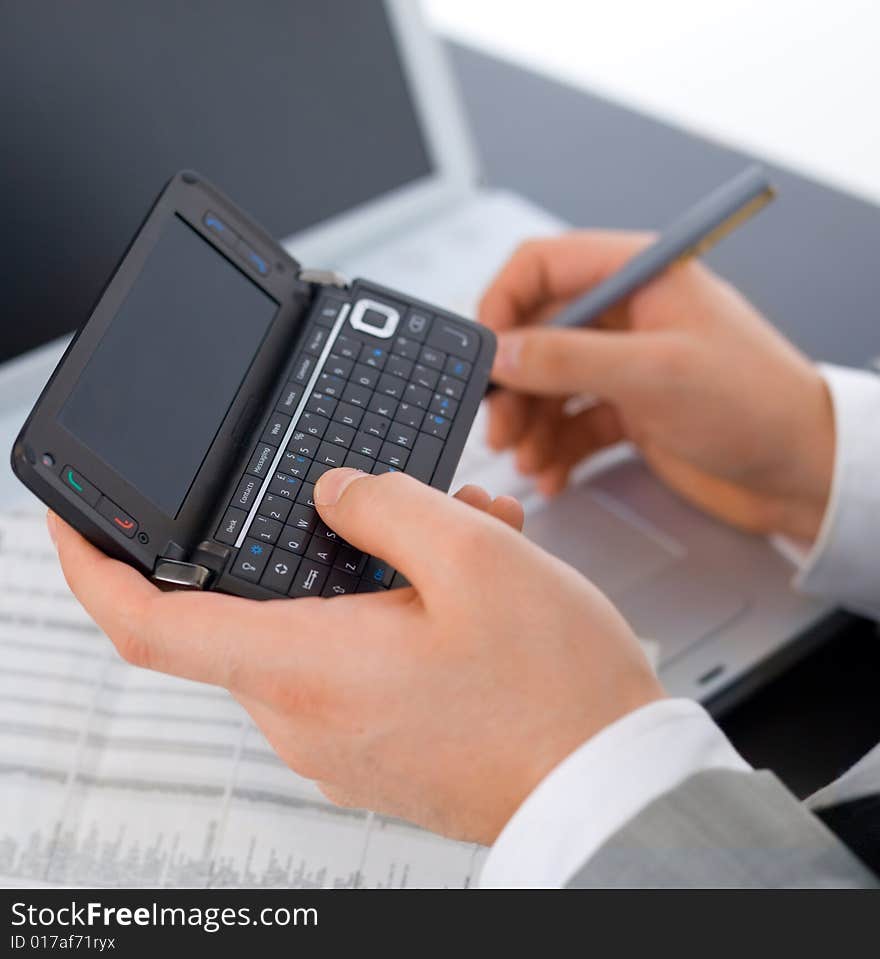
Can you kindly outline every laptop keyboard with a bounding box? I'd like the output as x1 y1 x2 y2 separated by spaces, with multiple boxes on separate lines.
214 293 480 598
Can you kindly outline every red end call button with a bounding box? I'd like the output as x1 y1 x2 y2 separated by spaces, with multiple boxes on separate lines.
97 496 138 539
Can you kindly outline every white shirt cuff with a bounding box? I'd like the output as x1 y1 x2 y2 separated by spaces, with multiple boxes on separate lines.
479 698 749 888
791 364 880 618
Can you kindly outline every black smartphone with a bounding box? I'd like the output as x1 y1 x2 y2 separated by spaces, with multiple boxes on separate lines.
12 171 495 600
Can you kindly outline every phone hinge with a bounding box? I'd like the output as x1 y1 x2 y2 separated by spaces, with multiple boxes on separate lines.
297 267 350 289
152 559 213 590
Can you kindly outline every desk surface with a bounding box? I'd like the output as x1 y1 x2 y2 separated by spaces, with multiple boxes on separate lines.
449 42 880 797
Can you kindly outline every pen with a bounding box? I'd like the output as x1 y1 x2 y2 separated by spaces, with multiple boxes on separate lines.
486 164 775 391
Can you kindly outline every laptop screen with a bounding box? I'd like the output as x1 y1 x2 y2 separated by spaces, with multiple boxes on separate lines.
0 1 432 365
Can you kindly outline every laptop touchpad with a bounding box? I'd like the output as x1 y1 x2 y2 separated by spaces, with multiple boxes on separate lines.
523 484 678 599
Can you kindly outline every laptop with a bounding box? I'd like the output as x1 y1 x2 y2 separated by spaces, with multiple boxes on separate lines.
0 0 835 704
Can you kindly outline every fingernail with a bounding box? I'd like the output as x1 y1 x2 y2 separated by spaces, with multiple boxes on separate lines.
494 333 523 373
46 510 57 544
314 467 369 506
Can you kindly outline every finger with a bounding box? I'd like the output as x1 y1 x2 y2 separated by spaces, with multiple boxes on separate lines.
453 485 523 532
514 397 568 475
313 469 505 594
486 388 535 451
478 230 653 333
492 326 664 398
50 512 282 689
452 484 492 512
515 401 623 478
487 495 524 531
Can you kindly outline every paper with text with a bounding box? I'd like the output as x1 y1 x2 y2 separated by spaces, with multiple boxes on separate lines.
0 510 485 888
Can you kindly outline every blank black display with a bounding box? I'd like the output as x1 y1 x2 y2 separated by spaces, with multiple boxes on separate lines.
59 217 277 517
0 1 432 364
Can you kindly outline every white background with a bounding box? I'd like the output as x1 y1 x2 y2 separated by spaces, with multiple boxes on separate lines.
425 0 880 202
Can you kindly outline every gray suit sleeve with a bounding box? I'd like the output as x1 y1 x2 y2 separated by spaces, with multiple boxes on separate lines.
566 768 878 888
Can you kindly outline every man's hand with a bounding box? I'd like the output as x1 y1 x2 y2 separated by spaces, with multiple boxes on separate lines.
49 469 662 845
480 231 834 542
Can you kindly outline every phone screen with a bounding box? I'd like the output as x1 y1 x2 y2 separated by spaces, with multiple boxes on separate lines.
59 216 278 516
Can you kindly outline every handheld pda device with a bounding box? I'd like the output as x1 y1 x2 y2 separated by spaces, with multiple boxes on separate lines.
12 172 495 599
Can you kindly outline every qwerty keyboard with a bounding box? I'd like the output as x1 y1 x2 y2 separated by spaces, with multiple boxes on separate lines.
213 288 487 599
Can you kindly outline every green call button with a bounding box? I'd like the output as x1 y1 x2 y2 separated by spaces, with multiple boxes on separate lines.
62 465 101 508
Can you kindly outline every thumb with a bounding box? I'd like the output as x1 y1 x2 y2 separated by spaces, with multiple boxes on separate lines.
313 468 481 594
491 327 662 398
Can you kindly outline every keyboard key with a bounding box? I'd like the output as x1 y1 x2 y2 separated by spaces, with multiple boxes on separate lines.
267 471 301 499
322 569 359 597
288 503 318 533
231 475 261 510
445 356 472 380
403 383 431 409
314 296 345 328
251 514 283 544
369 394 398 419
377 373 404 400
277 382 304 413
341 382 371 408
277 525 309 555
303 325 327 356
299 411 329 438
427 320 479 361
372 462 400 475
279 450 310 479
401 309 431 341
325 422 356 447
344 451 374 473
334 546 366 576
289 559 330 598
406 433 443 482
316 373 345 397
386 354 413 380
314 521 345 546
306 392 337 419
352 431 381 458
361 412 390 438
356 580 385 593
430 394 458 419
306 536 338 566
437 375 464 400
333 333 362 359
261 412 291 446
325 354 353 379
363 556 395 588
260 494 292 524
359 344 388 369
260 549 301 594
411 364 439 391
378 442 409 469
231 539 271 582
316 441 346 467
246 443 277 479
291 354 316 384
296 482 316 508
419 345 446 370
391 335 420 360
422 414 450 440
288 430 319 458
307 460 333 484
394 403 423 430
389 423 417 449
332 402 363 429
350 363 379 390
216 506 247 545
